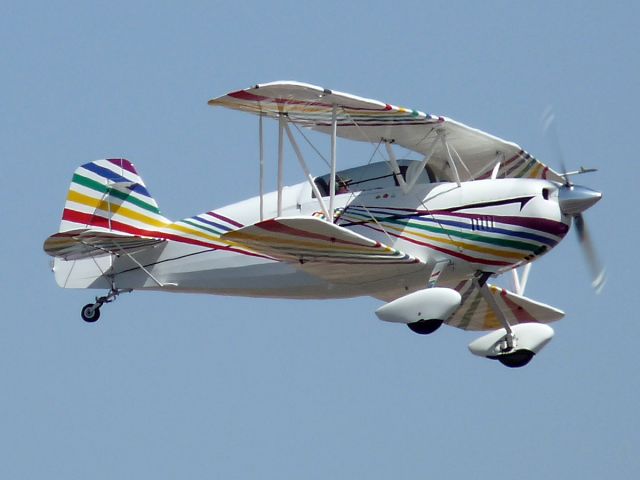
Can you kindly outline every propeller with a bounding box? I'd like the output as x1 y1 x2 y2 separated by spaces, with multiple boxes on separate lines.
542 107 606 293
574 214 606 293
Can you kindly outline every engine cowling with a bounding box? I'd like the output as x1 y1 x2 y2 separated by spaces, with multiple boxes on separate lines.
375 288 462 324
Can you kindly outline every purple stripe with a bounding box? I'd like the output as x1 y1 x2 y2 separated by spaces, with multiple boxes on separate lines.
207 211 244 228
345 205 569 237
430 211 569 236
107 158 137 175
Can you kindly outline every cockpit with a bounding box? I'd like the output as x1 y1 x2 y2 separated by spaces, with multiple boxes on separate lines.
313 159 438 197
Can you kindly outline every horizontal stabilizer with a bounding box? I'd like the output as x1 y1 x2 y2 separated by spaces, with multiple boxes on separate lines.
222 216 426 284
44 228 165 261
445 279 565 331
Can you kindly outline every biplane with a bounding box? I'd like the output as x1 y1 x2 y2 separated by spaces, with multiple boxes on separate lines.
44 81 604 367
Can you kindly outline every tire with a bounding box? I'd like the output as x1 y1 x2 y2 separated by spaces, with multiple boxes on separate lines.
497 349 535 368
407 319 443 335
81 304 101 323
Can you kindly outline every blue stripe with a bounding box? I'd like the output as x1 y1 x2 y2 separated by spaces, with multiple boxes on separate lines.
410 216 558 247
344 207 558 247
82 162 152 198
191 215 232 232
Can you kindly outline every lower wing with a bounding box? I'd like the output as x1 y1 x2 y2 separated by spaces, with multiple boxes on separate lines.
444 279 564 331
222 216 427 284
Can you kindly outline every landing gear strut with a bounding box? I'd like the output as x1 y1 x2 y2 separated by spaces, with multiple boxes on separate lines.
80 288 131 323
469 271 554 368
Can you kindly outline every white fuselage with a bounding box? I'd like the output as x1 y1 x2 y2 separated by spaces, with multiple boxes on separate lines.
53 178 570 300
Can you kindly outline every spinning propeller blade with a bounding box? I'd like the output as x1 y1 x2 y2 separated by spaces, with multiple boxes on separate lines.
574 214 606 293
543 107 605 293
542 107 569 186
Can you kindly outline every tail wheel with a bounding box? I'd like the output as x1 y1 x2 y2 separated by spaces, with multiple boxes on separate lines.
81 304 101 323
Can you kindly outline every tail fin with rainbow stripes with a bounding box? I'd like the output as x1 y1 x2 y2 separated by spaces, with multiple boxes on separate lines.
44 158 171 260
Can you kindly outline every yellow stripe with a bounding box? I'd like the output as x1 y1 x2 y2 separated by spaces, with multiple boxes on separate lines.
66 190 251 249
67 190 170 228
482 308 501 329
166 222 231 245
528 163 542 179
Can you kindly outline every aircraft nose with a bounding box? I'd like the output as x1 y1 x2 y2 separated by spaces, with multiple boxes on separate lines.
558 185 602 215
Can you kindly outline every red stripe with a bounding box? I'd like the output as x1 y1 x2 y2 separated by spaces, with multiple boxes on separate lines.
228 89 429 114
62 209 266 258
258 219 373 248
360 223 512 267
501 292 537 323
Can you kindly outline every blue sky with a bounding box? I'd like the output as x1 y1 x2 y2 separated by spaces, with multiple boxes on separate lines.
1 1 638 478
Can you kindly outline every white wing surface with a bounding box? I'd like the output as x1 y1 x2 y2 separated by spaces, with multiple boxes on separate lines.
222 216 427 284
445 279 565 331
209 81 563 183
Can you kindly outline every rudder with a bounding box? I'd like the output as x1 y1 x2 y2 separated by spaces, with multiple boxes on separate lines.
58 158 171 235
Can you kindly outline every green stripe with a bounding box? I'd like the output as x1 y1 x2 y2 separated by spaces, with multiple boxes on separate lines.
344 211 540 253
398 218 539 252
72 174 161 215
515 158 536 178
182 219 224 237
460 290 485 329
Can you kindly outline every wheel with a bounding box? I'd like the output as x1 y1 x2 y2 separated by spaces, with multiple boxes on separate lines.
407 319 443 335
496 349 535 368
81 303 101 323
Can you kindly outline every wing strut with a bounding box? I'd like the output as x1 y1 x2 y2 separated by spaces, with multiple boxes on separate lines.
383 132 440 194
277 114 285 216
385 142 408 193
403 134 439 192
440 131 462 186
112 241 177 288
282 121 331 219
490 152 505 180
329 104 338 223
259 115 265 221
511 263 532 295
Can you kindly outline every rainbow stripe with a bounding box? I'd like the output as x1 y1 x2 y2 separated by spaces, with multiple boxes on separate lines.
337 205 568 268
212 88 442 129
56 159 263 258
223 217 422 265
475 150 550 181
445 280 564 331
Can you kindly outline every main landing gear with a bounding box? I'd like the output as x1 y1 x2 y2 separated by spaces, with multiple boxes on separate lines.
468 272 554 368
80 288 131 323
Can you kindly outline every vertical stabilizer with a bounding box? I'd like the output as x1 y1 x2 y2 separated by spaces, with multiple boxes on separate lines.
58 158 171 235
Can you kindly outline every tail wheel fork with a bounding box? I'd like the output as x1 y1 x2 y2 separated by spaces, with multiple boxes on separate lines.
80 288 131 323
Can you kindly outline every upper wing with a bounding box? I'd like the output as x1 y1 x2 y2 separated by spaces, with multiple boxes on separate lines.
444 279 565 331
222 216 427 284
44 228 165 260
209 81 563 183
